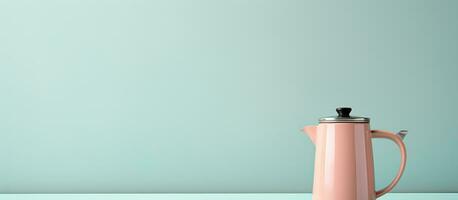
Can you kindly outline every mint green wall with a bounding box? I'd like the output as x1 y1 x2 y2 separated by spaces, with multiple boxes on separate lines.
1 0 457 193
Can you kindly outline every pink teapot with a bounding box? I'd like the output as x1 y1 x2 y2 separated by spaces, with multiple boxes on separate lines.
302 107 407 200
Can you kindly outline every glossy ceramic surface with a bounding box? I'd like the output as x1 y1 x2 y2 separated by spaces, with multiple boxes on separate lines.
303 123 406 200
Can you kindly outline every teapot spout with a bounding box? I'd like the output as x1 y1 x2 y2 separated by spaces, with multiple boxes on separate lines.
302 125 317 144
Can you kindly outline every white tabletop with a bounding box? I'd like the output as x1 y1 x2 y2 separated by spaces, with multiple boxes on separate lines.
1 193 457 200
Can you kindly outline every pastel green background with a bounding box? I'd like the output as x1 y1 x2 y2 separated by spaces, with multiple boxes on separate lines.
1 0 457 193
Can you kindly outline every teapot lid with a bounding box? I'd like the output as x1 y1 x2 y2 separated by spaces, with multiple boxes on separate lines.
319 107 370 123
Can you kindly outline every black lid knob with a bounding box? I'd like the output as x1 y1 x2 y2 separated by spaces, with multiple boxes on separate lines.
336 107 352 118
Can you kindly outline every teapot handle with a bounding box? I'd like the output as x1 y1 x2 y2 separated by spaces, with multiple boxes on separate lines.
371 130 407 198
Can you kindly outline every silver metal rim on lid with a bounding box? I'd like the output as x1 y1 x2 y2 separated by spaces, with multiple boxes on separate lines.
319 107 370 123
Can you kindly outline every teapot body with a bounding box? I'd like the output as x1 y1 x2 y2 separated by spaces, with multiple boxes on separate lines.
312 123 376 200
304 107 407 200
